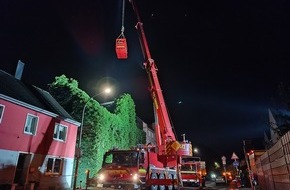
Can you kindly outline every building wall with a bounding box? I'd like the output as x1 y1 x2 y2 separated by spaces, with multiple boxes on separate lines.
142 122 156 146
0 100 77 157
136 117 156 146
0 98 78 189
0 149 17 184
0 150 74 188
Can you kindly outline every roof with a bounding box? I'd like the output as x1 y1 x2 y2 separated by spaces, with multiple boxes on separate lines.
0 69 76 121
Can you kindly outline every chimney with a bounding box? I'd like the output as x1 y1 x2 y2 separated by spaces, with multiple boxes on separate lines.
15 60 25 80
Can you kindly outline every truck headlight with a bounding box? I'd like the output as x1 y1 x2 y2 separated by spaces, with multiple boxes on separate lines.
132 173 139 181
98 173 105 181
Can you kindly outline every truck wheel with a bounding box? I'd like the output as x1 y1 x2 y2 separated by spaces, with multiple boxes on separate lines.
151 173 158 190
158 173 165 190
167 174 173 190
173 174 178 190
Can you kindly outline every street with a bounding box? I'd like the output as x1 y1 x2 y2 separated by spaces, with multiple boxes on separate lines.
179 180 253 190
84 181 253 190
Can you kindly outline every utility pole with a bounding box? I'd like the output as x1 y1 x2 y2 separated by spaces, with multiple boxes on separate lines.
243 140 253 189
221 156 228 184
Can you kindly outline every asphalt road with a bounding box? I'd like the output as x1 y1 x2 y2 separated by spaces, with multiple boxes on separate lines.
179 180 253 190
84 180 253 190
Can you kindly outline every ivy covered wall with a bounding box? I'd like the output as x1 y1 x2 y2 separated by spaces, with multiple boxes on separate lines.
48 75 146 187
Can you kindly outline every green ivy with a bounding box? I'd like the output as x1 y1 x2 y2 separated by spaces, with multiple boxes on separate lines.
49 74 146 187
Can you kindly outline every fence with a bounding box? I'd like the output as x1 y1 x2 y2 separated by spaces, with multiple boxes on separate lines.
254 131 290 190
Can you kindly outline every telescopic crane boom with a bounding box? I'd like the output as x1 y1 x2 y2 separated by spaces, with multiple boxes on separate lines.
129 0 192 165
93 1 194 189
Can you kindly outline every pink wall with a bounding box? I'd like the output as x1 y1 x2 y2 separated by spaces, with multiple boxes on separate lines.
0 100 78 158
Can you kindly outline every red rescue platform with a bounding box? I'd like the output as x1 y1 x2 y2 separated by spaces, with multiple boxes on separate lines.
115 37 128 59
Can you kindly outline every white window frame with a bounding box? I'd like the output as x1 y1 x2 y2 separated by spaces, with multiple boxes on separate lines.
53 123 68 142
24 114 38 135
46 157 63 175
0 104 4 124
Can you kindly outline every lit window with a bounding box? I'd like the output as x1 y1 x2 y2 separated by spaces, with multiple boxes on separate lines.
53 124 67 141
24 114 38 135
0 104 4 124
46 157 63 174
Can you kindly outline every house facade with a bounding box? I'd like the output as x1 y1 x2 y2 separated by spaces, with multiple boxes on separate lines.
0 66 80 189
136 117 156 146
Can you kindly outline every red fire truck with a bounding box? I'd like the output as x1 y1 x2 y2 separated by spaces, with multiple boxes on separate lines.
180 156 206 187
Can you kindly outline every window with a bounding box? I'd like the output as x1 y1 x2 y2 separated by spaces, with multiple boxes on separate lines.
103 151 138 167
53 124 67 141
0 104 4 123
24 114 38 135
46 157 63 174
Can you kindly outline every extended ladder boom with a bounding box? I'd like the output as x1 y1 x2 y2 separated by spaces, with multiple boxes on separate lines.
129 0 176 154
129 0 192 165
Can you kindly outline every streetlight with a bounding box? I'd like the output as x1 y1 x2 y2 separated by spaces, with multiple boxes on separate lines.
73 87 112 190
79 87 112 147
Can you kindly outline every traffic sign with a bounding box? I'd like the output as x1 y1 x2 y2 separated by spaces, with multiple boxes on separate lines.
233 160 239 167
221 156 226 165
231 152 239 160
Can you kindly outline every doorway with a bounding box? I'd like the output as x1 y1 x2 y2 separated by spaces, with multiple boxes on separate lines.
14 153 32 185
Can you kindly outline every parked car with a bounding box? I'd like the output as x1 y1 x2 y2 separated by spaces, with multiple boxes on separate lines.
215 176 226 185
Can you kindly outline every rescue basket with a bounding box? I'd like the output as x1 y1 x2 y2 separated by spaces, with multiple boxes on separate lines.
115 37 128 59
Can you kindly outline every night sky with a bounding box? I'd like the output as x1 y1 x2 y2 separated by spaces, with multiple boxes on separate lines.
1 0 290 166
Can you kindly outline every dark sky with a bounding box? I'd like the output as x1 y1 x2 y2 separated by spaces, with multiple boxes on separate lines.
1 0 290 166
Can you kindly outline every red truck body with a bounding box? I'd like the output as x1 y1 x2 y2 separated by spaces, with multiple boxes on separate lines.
94 143 191 190
180 157 206 187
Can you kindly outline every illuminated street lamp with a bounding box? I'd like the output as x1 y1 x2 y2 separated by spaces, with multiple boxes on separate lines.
73 87 112 190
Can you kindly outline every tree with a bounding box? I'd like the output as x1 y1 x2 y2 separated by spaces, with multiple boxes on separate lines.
48 75 146 187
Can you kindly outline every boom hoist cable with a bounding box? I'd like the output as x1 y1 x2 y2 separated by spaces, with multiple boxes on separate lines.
115 0 128 59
